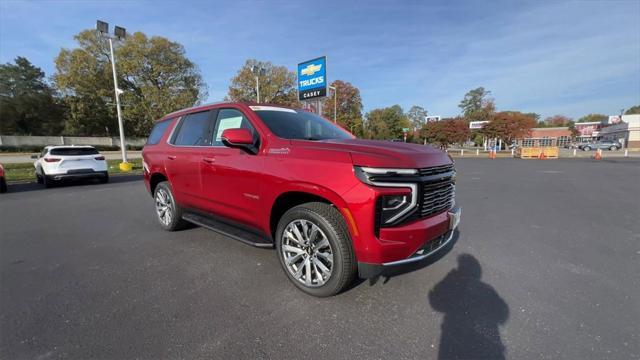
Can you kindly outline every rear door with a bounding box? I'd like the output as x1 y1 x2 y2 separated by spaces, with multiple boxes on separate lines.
163 110 216 209
200 107 264 228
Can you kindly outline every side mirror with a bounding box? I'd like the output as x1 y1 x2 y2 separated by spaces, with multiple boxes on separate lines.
31 155 39 159
221 128 257 154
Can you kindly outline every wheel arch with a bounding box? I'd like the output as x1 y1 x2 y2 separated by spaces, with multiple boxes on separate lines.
149 172 168 196
268 188 357 242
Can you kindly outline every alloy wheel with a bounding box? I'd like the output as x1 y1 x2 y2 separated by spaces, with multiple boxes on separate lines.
281 219 334 287
155 188 173 226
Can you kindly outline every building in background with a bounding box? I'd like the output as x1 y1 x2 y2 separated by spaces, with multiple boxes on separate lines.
514 127 572 147
574 122 604 141
598 114 640 149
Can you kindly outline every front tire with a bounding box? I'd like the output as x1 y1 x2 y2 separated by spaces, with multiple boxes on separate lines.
609 146 618 151
583 146 591 151
0 178 7 193
275 202 356 297
154 181 186 231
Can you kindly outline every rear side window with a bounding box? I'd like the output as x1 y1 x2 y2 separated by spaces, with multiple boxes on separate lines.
50 148 99 156
171 111 213 146
147 119 172 145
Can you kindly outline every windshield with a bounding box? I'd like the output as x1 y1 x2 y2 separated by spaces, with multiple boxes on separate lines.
254 109 352 140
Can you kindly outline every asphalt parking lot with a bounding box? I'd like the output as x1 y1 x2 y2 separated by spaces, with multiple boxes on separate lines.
1 158 639 359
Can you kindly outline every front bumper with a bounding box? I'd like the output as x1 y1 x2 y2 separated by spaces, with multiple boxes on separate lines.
358 206 461 278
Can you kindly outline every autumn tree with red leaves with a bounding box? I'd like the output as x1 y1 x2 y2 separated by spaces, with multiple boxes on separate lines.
421 117 470 148
481 112 537 146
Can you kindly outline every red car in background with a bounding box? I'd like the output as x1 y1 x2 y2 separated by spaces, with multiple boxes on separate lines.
142 102 461 297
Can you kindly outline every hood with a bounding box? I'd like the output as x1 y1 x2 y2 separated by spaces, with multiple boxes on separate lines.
290 138 452 168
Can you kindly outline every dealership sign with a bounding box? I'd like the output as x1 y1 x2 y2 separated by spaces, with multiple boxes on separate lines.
469 121 489 129
298 56 327 101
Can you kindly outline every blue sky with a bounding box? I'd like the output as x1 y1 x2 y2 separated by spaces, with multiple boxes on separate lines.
1 0 639 119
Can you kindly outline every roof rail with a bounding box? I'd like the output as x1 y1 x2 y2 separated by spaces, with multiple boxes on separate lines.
163 101 227 118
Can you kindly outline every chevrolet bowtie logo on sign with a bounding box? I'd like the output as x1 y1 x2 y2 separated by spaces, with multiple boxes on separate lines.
297 56 327 101
300 64 322 76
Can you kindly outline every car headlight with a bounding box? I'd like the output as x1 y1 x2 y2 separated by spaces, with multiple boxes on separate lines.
354 166 419 225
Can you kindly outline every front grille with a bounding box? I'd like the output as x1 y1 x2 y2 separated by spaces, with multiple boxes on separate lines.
419 164 454 177
421 180 455 217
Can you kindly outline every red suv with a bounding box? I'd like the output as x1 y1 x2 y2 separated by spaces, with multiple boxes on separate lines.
142 102 461 297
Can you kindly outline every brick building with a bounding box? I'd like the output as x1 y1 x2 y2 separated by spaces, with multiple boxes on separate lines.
513 127 572 147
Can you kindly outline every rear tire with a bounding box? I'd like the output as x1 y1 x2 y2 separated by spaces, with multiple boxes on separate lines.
583 146 591 151
275 202 357 297
153 181 186 231
609 146 618 151
0 178 7 193
99 173 109 184
42 173 54 188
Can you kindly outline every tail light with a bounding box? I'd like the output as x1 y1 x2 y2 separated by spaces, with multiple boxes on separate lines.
44 158 61 162
95 156 106 160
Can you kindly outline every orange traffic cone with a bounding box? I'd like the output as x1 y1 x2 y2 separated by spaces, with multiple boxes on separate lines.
594 149 602 160
538 152 546 160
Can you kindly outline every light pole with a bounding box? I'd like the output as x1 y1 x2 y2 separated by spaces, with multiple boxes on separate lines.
251 65 266 103
329 85 337 123
97 20 130 170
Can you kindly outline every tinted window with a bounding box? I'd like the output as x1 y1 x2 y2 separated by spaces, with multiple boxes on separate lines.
212 109 256 146
147 119 172 145
172 111 213 146
50 148 99 156
255 110 351 140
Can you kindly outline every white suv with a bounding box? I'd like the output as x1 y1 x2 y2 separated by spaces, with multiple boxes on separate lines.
32 146 109 187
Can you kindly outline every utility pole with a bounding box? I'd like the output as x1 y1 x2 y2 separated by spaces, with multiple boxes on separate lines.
251 65 265 103
97 20 130 171
329 85 337 123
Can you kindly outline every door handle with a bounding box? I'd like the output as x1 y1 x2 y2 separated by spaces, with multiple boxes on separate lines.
167 155 176 160
202 157 215 164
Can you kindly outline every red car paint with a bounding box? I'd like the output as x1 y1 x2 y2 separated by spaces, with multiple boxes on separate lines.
143 102 456 268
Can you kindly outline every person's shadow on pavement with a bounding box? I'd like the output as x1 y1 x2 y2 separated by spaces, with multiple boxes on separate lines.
429 254 509 360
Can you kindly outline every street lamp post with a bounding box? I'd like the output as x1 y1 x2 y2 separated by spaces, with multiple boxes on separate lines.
329 85 337 123
97 20 130 170
251 65 266 103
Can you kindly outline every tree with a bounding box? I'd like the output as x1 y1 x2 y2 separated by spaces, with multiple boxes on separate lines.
625 106 640 115
0 57 65 135
226 59 299 107
407 105 428 131
421 118 469 148
322 80 364 137
365 105 409 140
543 115 572 126
481 112 537 146
567 121 580 139
459 87 493 120
54 29 206 136
576 113 607 123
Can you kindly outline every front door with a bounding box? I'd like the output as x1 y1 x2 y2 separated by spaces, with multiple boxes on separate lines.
200 108 264 229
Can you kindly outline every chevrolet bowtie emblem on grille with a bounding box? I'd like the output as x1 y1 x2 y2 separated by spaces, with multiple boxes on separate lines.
300 64 322 76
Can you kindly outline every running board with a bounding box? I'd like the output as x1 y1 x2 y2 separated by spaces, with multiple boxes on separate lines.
182 212 273 248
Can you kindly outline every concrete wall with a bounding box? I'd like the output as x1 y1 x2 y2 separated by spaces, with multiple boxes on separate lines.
0 135 146 147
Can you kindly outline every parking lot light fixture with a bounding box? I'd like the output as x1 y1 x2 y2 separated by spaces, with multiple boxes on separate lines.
97 20 130 170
